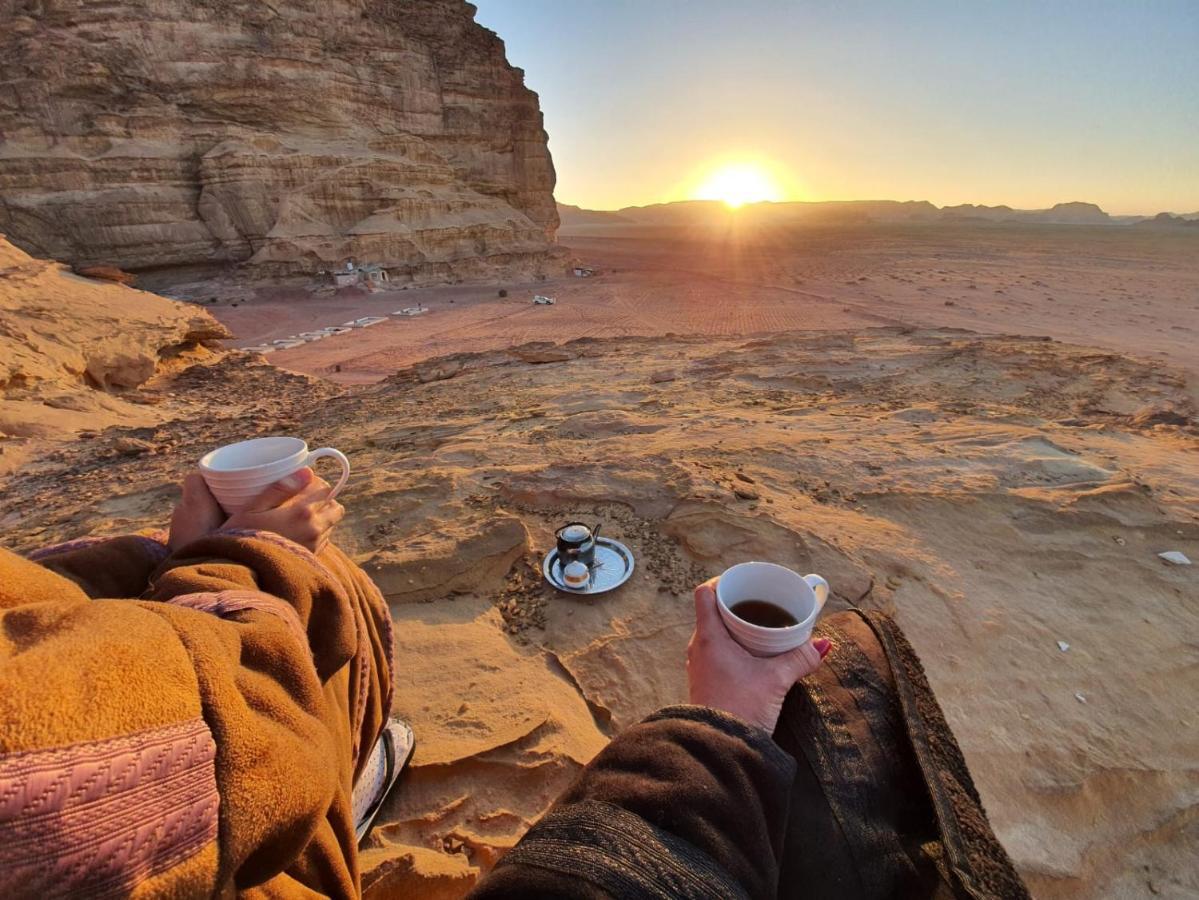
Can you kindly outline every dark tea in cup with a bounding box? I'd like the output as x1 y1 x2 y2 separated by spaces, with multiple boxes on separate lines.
728 599 799 629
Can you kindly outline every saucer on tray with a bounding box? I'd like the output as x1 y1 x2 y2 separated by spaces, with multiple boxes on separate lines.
543 537 634 595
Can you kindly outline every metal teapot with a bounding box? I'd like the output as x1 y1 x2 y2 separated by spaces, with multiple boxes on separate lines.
555 521 601 570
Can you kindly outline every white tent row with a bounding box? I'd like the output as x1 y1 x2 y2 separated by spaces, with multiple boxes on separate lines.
240 316 390 354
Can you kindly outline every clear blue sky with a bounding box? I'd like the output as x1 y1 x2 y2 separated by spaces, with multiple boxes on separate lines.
471 0 1198 214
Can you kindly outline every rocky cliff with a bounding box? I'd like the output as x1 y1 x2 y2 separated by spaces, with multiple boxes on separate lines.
0 0 560 284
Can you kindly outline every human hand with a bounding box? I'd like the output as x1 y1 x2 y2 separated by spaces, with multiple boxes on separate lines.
686 577 831 733
225 467 346 554
168 473 226 551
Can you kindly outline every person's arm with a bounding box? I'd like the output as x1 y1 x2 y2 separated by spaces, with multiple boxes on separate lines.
469 580 830 900
0 472 386 899
27 531 171 598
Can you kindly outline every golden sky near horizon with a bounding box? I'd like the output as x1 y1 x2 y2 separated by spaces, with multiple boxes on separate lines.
474 1 1199 215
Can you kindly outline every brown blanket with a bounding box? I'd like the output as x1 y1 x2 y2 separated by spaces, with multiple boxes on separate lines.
0 529 393 898
774 609 1030 899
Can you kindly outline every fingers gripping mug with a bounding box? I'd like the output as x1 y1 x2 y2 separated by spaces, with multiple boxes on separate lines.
199 436 350 515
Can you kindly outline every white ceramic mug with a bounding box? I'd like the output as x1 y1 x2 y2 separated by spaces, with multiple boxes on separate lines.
715 562 829 657
199 436 350 515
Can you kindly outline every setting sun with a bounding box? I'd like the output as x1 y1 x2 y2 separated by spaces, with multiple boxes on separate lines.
693 163 784 208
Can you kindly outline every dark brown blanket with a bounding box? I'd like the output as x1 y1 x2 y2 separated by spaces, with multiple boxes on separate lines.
774 609 1030 900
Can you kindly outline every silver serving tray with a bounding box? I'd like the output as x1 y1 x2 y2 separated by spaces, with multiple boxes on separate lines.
543 537 635 595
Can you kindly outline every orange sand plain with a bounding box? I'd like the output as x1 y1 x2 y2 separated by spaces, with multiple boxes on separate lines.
213 222 1199 382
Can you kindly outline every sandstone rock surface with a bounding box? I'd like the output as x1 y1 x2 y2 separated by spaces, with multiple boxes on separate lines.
0 0 560 284
4 328 1196 899
0 235 228 445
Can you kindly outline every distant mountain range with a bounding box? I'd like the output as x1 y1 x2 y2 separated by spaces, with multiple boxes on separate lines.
557 200 1199 229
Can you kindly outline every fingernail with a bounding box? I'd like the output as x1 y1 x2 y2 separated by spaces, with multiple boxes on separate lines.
814 638 832 658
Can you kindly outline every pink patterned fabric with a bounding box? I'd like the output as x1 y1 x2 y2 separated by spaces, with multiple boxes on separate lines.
25 534 110 560
168 589 312 662
351 606 371 764
0 717 218 899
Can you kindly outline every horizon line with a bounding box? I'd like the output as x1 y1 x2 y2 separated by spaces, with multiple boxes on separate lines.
556 197 1196 219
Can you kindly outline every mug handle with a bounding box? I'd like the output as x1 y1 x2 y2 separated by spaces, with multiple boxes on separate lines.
803 574 829 614
305 448 351 499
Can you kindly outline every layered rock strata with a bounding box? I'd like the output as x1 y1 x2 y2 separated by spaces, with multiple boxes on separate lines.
0 0 560 283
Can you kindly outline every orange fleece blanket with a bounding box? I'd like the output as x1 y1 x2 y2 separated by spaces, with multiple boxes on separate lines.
0 528 393 898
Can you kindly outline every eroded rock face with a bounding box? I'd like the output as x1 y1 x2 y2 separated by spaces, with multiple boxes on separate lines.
0 0 560 283
0 236 229 441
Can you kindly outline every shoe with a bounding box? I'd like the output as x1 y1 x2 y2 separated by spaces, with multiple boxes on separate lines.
352 717 415 843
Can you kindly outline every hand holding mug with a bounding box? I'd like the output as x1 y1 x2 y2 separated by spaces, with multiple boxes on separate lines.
169 467 345 554
687 577 830 733
226 467 345 554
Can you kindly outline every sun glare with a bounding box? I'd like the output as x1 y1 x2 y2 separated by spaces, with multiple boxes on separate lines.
693 163 783 209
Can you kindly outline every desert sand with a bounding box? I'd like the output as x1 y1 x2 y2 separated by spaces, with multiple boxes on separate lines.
213 222 1199 385
2 224 1197 899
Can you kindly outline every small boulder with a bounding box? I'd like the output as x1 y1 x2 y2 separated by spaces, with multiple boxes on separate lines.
74 264 136 286
414 359 463 383
511 343 576 364
1130 404 1190 428
113 436 154 455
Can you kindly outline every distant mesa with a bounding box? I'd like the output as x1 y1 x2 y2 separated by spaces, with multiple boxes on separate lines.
1136 212 1199 229
558 199 1194 229
0 0 563 286
556 204 635 226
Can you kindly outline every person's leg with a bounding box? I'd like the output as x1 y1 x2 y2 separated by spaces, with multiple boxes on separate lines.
772 609 1029 900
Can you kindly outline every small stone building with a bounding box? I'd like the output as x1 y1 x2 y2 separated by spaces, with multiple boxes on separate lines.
327 261 390 289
